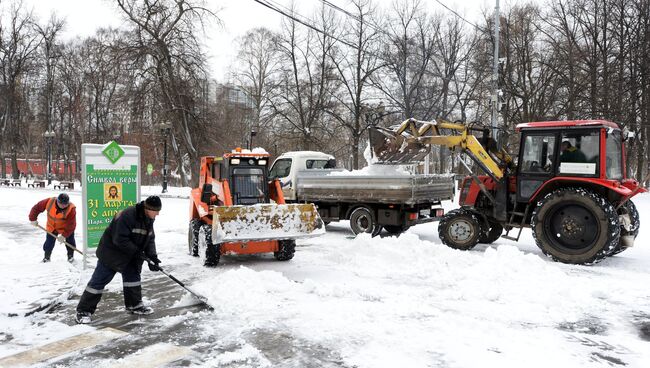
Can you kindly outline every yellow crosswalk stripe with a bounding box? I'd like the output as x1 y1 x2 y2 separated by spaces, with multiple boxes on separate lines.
106 343 191 367
0 327 127 367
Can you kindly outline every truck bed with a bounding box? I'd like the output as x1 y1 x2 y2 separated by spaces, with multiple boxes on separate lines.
296 169 455 205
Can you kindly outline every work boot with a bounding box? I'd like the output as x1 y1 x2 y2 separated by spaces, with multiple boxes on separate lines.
127 305 154 315
43 250 52 263
75 312 92 324
68 256 74 263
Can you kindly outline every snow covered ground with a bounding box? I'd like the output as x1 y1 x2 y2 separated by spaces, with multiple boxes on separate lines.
1 185 649 367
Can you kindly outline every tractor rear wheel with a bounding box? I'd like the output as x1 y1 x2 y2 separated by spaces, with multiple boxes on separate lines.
531 188 620 265
479 222 503 244
349 207 382 237
274 240 296 261
188 219 201 257
438 208 482 250
609 200 640 256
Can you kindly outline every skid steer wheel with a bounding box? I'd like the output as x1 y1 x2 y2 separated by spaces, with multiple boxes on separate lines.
609 200 640 256
532 187 620 265
274 240 296 261
188 219 201 257
349 207 382 237
438 208 482 250
197 223 220 267
479 222 503 244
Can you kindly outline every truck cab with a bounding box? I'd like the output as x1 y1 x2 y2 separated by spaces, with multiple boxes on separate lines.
269 151 336 200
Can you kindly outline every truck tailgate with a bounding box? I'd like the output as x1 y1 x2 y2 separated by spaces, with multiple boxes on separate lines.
296 170 454 205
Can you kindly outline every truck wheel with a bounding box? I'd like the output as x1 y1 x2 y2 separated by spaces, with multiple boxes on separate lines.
384 225 409 235
349 207 382 237
610 200 640 256
274 240 296 261
438 208 482 250
188 219 201 257
531 188 620 265
479 222 503 244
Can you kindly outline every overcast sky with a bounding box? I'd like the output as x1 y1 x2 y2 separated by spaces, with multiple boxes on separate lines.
24 0 500 81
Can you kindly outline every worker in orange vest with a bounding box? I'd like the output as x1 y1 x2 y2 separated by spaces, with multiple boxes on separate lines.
28 193 77 262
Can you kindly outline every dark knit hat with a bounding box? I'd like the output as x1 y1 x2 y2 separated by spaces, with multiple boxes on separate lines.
144 195 162 211
57 193 70 205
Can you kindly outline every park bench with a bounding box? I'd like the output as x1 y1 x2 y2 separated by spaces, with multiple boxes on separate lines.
8 179 22 187
53 181 74 190
27 180 46 188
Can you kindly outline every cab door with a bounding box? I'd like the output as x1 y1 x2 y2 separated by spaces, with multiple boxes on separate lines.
517 132 558 202
268 158 294 200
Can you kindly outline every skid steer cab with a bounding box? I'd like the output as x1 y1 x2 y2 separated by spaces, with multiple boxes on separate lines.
189 148 325 267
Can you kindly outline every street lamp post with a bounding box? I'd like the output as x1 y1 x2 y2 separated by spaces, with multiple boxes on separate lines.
43 130 56 184
156 122 172 193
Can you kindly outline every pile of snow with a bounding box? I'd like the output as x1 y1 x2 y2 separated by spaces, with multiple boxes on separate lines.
328 143 413 176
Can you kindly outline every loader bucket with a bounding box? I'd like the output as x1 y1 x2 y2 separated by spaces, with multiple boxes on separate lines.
211 203 325 243
368 127 431 164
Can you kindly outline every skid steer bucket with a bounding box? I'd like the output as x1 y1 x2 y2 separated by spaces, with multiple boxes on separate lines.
211 203 325 243
369 126 431 164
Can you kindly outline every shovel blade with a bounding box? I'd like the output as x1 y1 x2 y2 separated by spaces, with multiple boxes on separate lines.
368 127 431 164
211 203 325 243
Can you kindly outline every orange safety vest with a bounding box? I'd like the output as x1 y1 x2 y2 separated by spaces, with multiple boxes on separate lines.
45 197 75 234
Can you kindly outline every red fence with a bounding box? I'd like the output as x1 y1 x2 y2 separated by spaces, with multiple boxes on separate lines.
3 158 77 178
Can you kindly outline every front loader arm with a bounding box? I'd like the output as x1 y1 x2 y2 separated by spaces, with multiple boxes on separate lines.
369 118 507 181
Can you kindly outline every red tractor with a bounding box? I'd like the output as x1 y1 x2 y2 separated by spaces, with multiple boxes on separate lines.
189 148 324 267
370 119 645 264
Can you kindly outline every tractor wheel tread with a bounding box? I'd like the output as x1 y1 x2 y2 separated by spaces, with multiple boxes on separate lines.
531 187 620 265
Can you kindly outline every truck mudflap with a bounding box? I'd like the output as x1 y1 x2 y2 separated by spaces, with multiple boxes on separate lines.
211 203 325 243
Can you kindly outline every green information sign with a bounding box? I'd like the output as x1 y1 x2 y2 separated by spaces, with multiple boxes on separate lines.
81 142 140 262
85 165 138 248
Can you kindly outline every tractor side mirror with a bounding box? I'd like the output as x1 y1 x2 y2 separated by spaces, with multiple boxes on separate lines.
201 183 213 203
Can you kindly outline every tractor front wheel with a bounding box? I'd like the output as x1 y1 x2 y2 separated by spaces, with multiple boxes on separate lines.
438 208 482 250
532 188 620 265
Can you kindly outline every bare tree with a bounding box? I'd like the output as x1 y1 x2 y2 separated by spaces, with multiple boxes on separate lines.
116 0 217 186
0 1 41 178
326 0 384 169
233 27 281 147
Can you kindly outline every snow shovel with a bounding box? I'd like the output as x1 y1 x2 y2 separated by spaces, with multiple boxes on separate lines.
35 223 84 255
142 256 214 311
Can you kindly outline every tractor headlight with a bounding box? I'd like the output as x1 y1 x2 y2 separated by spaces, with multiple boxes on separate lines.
231 158 240 165
258 160 267 165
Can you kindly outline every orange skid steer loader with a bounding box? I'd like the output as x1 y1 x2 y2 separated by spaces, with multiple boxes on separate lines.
189 149 325 267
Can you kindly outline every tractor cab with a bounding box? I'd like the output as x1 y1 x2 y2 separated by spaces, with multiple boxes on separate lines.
515 120 630 203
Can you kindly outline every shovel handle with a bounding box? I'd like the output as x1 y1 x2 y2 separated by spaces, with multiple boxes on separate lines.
35 223 84 255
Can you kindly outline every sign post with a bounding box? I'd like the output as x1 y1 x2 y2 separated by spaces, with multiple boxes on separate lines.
81 142 140 268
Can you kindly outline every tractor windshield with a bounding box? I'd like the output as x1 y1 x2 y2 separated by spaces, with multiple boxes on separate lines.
606 130 623 180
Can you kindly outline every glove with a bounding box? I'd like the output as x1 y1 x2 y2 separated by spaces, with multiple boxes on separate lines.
148 261 161 272
56 234 66 243
30 221 38 226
